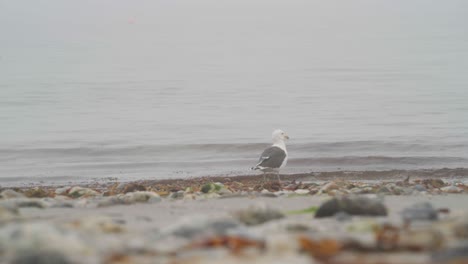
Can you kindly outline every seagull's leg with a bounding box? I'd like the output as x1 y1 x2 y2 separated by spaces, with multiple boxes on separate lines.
260 171 268 188
277 171 282 185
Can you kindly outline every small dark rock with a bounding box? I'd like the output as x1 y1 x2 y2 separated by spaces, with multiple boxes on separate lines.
122 183 146 193
401 202 438 222
377 186 391 194
12 251 70 264
413 184 427 192
169 191 184 199
315 196 387 218
23 187 49 198
422 179 445 189
167 217 240 239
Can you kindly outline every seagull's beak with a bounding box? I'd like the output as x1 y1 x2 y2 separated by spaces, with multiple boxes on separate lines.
284 134 290 140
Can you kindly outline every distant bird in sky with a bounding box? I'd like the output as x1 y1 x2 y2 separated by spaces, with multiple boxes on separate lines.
251 129 289 183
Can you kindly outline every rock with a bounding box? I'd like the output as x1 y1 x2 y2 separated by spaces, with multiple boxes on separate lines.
183 193 197 200
68 187 100 198
260 189 277 198
47 195 74 205
11 251 70 264
96 196 124 207
315 196 387 218
1 198 49 209
441 185 462 193
162 216 241 239
0 223 91 258
234 204 284 226
260 192 277 198
23 187 50 198
274 190 293 196
413 184 427 192
200 183 222 194
55 187 71 196
377 186 391 194
422 179 445 189
203 192 221 199
14 198 49 208
121 191 161 204
294 189 310 195
385 183 412 195
169 191 185 199
217 188 233 196
70 216 124 233
0 189 26 199
97 191 161 207
318 181 339 194
401 202 438 222
375 224 443 251
350 186 374 194
122 183 147 193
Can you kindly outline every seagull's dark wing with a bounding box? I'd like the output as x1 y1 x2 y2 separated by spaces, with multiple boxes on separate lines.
255 146 286 169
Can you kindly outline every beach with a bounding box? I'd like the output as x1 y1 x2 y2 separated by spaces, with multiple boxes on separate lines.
2 0 468 263
1 169 467 264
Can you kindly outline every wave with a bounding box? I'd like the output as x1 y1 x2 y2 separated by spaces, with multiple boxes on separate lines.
289 156 468 167
1 140 467 157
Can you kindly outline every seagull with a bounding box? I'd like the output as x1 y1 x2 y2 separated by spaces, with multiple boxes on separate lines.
251 129 290 183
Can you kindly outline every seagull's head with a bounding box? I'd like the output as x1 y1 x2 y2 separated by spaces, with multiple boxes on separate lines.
272 129 290 141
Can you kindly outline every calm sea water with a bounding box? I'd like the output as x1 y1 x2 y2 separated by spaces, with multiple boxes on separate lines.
1 0 468 184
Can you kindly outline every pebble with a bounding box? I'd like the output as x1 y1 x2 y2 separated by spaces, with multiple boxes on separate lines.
98 191 161 207
0 223 92 258
68 187 100 198
200 183 222 194
162 216 241 239
441 185 462 193
55 187 71 195
169 191 185 199
294 189 310 195
71 216 125 233
265 233 300 254
315 196 387 218
422 179 445 189
0 189 26 199
234 204 284 226
122 183 147 193
318 181 339 194
1 198 49 209
260 190 277 198
11 251 71 264
401 202 438 222
413 185 427 192
23 187 50 198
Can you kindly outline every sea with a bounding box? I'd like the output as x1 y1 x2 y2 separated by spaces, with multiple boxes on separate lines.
1 0 468 185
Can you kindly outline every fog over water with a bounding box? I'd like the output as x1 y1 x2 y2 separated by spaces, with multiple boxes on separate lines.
1 0 468 184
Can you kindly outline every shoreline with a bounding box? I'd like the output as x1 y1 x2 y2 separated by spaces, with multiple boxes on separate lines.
4 167 468 191
0 168 467 263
